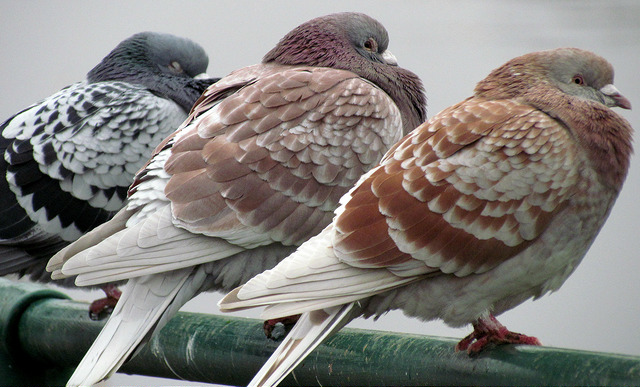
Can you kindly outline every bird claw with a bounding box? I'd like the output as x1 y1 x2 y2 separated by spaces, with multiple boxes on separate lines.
88 284 122 320
455 314 541 354
263 315 301 340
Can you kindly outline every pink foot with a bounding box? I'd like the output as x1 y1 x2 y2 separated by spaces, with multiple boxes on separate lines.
89 284 122 320
456 314 541 354
263 314 300 340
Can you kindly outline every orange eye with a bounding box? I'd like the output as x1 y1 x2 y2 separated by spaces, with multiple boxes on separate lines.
572 74 585 85
363 38 377 52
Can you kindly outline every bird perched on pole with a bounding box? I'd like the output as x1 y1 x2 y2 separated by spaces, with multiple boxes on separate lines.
219 47 633 387
0 32 217 317
47 12 426 386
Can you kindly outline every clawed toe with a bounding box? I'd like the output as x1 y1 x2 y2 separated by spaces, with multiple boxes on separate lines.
456 314 541 354
89 284 122 320
263 315 301 340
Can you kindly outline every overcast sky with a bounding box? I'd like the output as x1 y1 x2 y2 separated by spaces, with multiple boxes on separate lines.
1 1 639 386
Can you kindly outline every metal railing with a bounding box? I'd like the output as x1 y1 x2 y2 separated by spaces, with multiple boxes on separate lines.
2 277 639 386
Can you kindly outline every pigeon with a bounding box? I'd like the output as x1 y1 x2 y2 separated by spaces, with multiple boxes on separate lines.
219 47 634 387
0 32 217 317
47 12 426 386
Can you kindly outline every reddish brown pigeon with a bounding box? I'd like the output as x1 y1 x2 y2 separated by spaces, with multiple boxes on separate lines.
47 12 426 386
219 48 633 387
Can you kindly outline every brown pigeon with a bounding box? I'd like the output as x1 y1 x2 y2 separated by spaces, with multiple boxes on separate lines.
0 32 217 318
47 12 426 386
219 48 633 387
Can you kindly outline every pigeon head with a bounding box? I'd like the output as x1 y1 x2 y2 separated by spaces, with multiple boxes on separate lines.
87 32 216 112
263 12 394 67
87 32 209 82
144 32 210 78
542 48 631 110
475 48 631 110
263 12 427 134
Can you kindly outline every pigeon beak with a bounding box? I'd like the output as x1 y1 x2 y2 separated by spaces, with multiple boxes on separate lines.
382 50 398 66
194 72 211 80
601 84 632 110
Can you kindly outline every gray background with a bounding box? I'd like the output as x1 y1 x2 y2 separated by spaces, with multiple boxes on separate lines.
1 1 638 386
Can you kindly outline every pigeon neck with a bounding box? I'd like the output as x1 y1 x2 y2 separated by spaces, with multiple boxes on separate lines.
528 89 633 191
86 40 152 84
146 76 217 112
381 68 427 136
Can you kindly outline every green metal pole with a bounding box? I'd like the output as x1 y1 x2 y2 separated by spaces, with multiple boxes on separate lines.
2 277 640 386
0 278 73 385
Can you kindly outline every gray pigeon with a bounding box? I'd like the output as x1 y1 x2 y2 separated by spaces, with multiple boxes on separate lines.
219 48 633 387
48 13 426 386
0 32 218 316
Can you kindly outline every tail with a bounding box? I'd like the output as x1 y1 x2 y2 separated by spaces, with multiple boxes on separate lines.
66 267 199 387
248 303 355 387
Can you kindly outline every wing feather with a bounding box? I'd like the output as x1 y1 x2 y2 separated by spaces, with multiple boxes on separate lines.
165 66 404 248
334 98 580 276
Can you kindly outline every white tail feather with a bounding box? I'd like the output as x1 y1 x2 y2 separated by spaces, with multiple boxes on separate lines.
248 303 354 387
66 269 191 387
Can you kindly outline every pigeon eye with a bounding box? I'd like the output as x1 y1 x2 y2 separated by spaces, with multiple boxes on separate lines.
572 74 585 85
169 61 184 74
363 38 377 52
